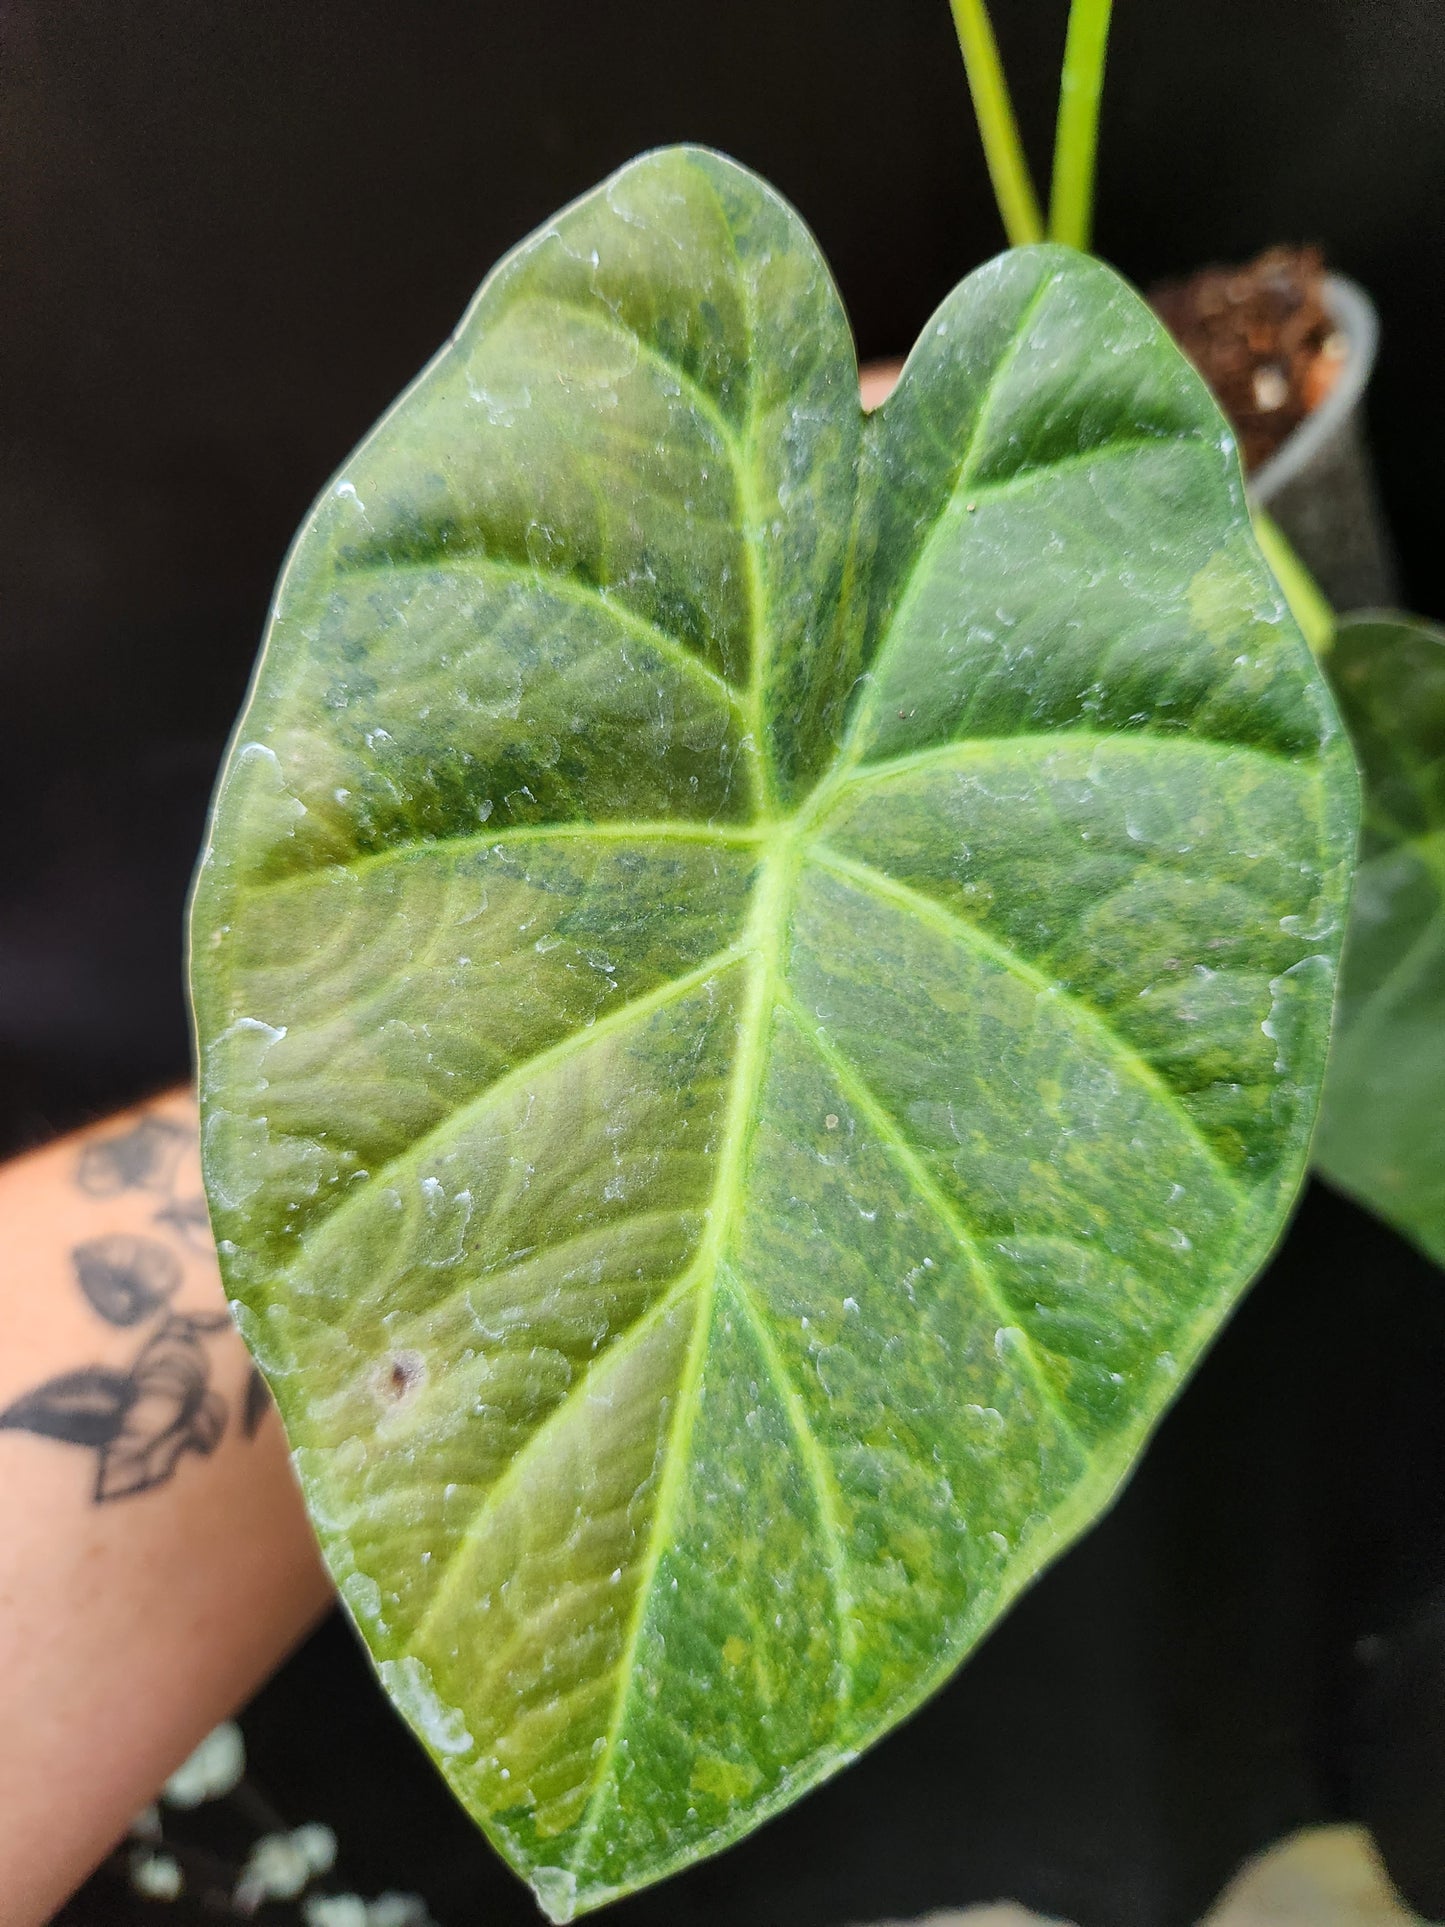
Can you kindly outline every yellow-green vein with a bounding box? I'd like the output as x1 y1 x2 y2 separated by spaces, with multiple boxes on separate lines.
808 843 1247 1202
830 724 1312 799
564 841 796 1874
720 1263 856 1689
406 1258 707 1655
836 268 1060 769
779 990 1088 1459
284 943 752 1260
249 818 766 900
337 549 745 712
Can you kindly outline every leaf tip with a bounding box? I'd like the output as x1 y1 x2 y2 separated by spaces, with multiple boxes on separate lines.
530 1867 580 1923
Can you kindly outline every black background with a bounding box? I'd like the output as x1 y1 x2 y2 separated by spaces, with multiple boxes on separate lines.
5 0 1444 1920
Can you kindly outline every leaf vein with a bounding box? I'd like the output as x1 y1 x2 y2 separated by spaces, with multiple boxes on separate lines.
387 1205 705 1358
336 550 743 707
407 1259 707 1656
562 1270 715 1877
836 269 1059 767
838 725 1313 792
779 994 1088 1455
543 296 749 470
720 1266 855 1695
288 944 751 1257
248 818 763 900
696 169 777 818
808 845 1247 1201
565 849 794 1873
956 431 1205 510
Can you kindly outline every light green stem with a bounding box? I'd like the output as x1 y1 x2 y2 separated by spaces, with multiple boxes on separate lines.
1049 0 1114 250
1253 511 1336 658
948 0 1045 247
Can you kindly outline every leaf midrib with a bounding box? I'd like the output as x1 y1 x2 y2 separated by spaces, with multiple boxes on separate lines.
399 829 857 1866
560 835 799 1871
258 714 1266 1270
385 800 1248 1847
248 720 1316 908
391 849 793 1651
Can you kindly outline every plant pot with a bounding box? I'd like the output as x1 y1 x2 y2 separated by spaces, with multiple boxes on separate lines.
1250 275 1397 612
860 272 1396 616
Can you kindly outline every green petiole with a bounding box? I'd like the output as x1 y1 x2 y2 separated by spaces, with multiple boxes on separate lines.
1049 0 1114 251
1253 510 1336 658
947 0 1045 247
943 3 1336 666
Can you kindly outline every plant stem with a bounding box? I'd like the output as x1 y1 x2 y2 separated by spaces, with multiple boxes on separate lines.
1253 511 1336 657
948 0 1045 247
1049 0 1114 250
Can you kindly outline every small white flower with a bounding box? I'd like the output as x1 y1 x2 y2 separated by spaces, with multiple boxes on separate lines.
292 1821 339 1876
235 1831 312 1908
129 1849 183 1901
162 1721 246 1808
302 1896 369 1927
368 1897 435 1927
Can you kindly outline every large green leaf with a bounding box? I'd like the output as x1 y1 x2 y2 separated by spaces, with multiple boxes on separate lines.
1315 613 1445 1265
190 147 1357 1918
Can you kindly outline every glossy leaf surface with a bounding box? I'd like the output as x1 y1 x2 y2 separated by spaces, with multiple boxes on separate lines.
1316 613 1445 1266
190 147 1356 1918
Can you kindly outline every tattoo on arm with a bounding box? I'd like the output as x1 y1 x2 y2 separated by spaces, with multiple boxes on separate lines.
76 1115 189 1198
73 1234 181 1326
152 1193 215 1252
242 1365 271 1441
1 1314 231 1502
0 1107 274 1504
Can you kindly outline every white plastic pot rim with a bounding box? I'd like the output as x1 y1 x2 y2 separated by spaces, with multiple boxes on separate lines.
1251 274 1379 503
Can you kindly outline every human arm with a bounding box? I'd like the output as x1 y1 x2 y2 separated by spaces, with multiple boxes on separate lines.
0 1089 332 1927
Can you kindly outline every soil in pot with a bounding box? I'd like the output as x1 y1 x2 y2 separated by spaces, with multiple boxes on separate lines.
1149 246 1346 477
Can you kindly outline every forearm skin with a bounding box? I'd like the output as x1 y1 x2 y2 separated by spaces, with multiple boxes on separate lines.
0 1090 331 1926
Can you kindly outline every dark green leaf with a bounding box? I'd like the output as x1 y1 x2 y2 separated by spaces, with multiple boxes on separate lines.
189 147 1357 1918
1316 613 1445 1265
